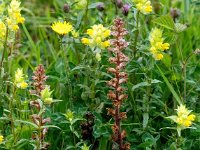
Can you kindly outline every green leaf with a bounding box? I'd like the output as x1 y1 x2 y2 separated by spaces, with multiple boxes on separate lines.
156 64 182 104
132 79 161 91
153 15 175 31
143 113 149 129
15 120 38 129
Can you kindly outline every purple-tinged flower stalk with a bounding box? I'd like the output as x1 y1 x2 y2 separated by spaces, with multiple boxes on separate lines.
30 64 53 150
107 18 130 150
31 64 47 95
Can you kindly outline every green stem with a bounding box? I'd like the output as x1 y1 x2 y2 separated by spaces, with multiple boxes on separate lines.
133 11 140 57
10 87 17 148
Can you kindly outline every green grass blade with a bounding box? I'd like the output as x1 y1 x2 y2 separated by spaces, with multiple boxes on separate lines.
156 64 182 105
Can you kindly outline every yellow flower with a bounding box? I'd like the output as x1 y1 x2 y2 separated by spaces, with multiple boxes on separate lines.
101 41 110 48
41 86 53 105
14 68 28 89
0 135 3 144
7 0 25 31
14 68 24 83
51 21 72 35
149 28 170 60
174 104 195 128
65 110 74 122
133 0 152 14
81 38 90 45
20 81 28 89
82 24 110 49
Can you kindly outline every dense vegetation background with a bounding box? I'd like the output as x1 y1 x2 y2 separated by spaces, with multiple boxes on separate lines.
0 0 200 149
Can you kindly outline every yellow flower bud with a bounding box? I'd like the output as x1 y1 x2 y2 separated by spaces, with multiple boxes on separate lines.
81 38 90 45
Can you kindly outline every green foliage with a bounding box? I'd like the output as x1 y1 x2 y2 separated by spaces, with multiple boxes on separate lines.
0 0 200 149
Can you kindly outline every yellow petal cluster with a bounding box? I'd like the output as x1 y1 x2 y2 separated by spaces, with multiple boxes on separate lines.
133 0 152 14
81 24 110 49
175 104 196 127
51 21 73 35
0 135 4 144
149 28 170 60
7 0 25 31
41 86 53 105
14 68 28 89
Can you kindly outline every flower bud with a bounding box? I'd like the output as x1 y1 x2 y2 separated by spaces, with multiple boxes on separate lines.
116 0 123 8
63 3 70 13
122 4 131 16
96 2 105 11
170 8 181 21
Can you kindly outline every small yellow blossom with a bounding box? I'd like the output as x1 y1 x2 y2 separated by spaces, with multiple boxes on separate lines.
14 68 28 89
41 86 53 105
133 0 152 14
81 24 110 49
0 135 4 144
20 81 28 89
65 109 74 122
7 0 25 31
149 28 170 60
51 21 72 35
168 104 196 128
167 104 196 136
81 38 90 45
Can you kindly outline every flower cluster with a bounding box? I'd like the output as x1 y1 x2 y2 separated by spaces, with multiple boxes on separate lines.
107 18 130 150
133 0 152 14
81 24 110 61
32 64 47 95
81 24 110 49
0 0 25 49
7 0 25 31
167 104 196 136
14 68 28 89
149 28 170 60
41 86 53 105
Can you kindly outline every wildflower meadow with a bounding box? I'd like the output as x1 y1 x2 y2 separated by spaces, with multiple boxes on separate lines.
0 0 200 149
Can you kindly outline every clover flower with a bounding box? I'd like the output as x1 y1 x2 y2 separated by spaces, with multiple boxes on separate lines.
133 0 152 14
7 0 25 31
51 21 73 35
149 28 170 60
14 68 28 89
0 135 4 144
167 104 196 136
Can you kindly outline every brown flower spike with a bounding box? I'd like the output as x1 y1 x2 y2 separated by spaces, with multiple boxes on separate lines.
32 64 47 95
107 18 130 150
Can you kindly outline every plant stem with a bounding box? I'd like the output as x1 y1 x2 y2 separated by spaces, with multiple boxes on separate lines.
133 11 140 57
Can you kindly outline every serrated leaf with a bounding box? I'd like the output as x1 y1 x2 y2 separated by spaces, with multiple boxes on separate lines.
153 15 175 31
